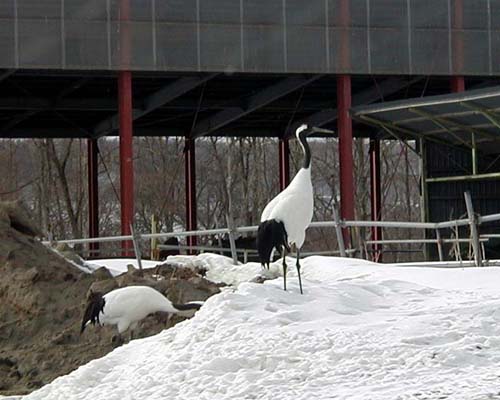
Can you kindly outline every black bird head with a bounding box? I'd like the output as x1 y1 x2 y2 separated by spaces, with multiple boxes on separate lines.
80 290 106 334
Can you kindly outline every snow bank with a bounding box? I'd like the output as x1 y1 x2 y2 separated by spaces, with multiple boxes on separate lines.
84 258 162 277
166 253 284 285
23 256 500 399
85 253 283 284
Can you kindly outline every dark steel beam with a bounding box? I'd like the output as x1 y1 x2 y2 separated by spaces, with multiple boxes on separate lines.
0 69 16 83
0 96 343 112
94 74 217 137
0 98 116 111
191 75 323 138
1 110 40 132
53 77 93 103
143 74 216 112
291 77 422 134
1 77 94 132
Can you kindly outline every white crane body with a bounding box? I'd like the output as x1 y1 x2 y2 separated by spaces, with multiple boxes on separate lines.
260 167 313 249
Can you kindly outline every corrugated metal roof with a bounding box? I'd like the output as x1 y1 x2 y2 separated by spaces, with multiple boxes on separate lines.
351 85 500 154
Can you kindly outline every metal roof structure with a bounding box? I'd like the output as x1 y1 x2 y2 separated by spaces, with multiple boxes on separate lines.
0 0 497 76
352 85 500 238
0 70 459 140
351 85 500 156
0 0 499 141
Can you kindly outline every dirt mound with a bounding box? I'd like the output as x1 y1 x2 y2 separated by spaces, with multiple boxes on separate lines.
0 202 222 396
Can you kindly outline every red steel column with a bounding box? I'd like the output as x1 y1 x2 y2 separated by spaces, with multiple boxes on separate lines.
185 137 197 252
278 138 290 191
450 76 465 93
451 0 464 90
119 0 133 256
119 71 134 256
337 0 353 248
87 138 99 257
339 0 350 71
369 139 382 262
337 75 355 247
451 0 464 76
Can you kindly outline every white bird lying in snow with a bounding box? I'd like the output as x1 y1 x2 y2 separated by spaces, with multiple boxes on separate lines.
80 286 203 338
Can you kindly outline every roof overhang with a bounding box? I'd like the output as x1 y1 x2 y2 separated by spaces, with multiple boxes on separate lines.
351 85 500 155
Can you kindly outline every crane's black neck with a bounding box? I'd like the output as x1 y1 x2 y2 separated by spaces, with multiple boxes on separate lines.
298 131 311 169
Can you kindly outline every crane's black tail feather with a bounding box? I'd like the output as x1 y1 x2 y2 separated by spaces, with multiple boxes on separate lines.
257 219 289 268
172 302 203 312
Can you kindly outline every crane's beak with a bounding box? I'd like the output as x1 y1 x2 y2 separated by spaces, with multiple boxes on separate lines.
311 127 335 134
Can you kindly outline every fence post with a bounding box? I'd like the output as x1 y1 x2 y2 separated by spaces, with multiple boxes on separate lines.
464 191 482 267
332 202 347 257
130 223 144 273
225 214 238 264
150 214 158 261
435 229 444 261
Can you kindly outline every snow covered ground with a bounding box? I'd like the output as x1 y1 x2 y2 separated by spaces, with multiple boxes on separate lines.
84 253 281 284
19 255 500 399
84 258 162 277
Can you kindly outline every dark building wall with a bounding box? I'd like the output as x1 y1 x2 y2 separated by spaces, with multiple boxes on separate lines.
0 0 496 75
426 143 500 258
427 143 500 221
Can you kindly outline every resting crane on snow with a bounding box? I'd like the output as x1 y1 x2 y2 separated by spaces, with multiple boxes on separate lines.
257 124 334 294
80 286 202 339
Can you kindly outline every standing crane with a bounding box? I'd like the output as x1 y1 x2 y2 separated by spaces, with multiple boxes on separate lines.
257 124 334 294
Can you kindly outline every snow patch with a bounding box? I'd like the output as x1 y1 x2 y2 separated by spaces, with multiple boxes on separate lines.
22 256 500 399
83 258 163 277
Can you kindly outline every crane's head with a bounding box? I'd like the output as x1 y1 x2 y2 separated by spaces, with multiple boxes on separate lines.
295 124 334 140
295 124 309 138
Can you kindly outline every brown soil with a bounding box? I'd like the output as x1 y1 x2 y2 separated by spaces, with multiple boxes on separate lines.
0 201 222 396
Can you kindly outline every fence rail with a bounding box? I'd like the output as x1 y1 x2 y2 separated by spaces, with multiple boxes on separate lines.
43 191 500 267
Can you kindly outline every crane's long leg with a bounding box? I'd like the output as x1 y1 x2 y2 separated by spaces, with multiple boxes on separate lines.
282 246 287 291
296 248 303 294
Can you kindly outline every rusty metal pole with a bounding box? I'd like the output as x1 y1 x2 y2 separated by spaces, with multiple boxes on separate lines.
87 138 99 257
451 0 465 91
464 191 482 267
279 137 290 191
119 0 134 256
451 0 464 80
450 76 465 93
337 75 354 248
369 138 382 262
119 71 134 256
185 137 197 253
337 0 354 248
